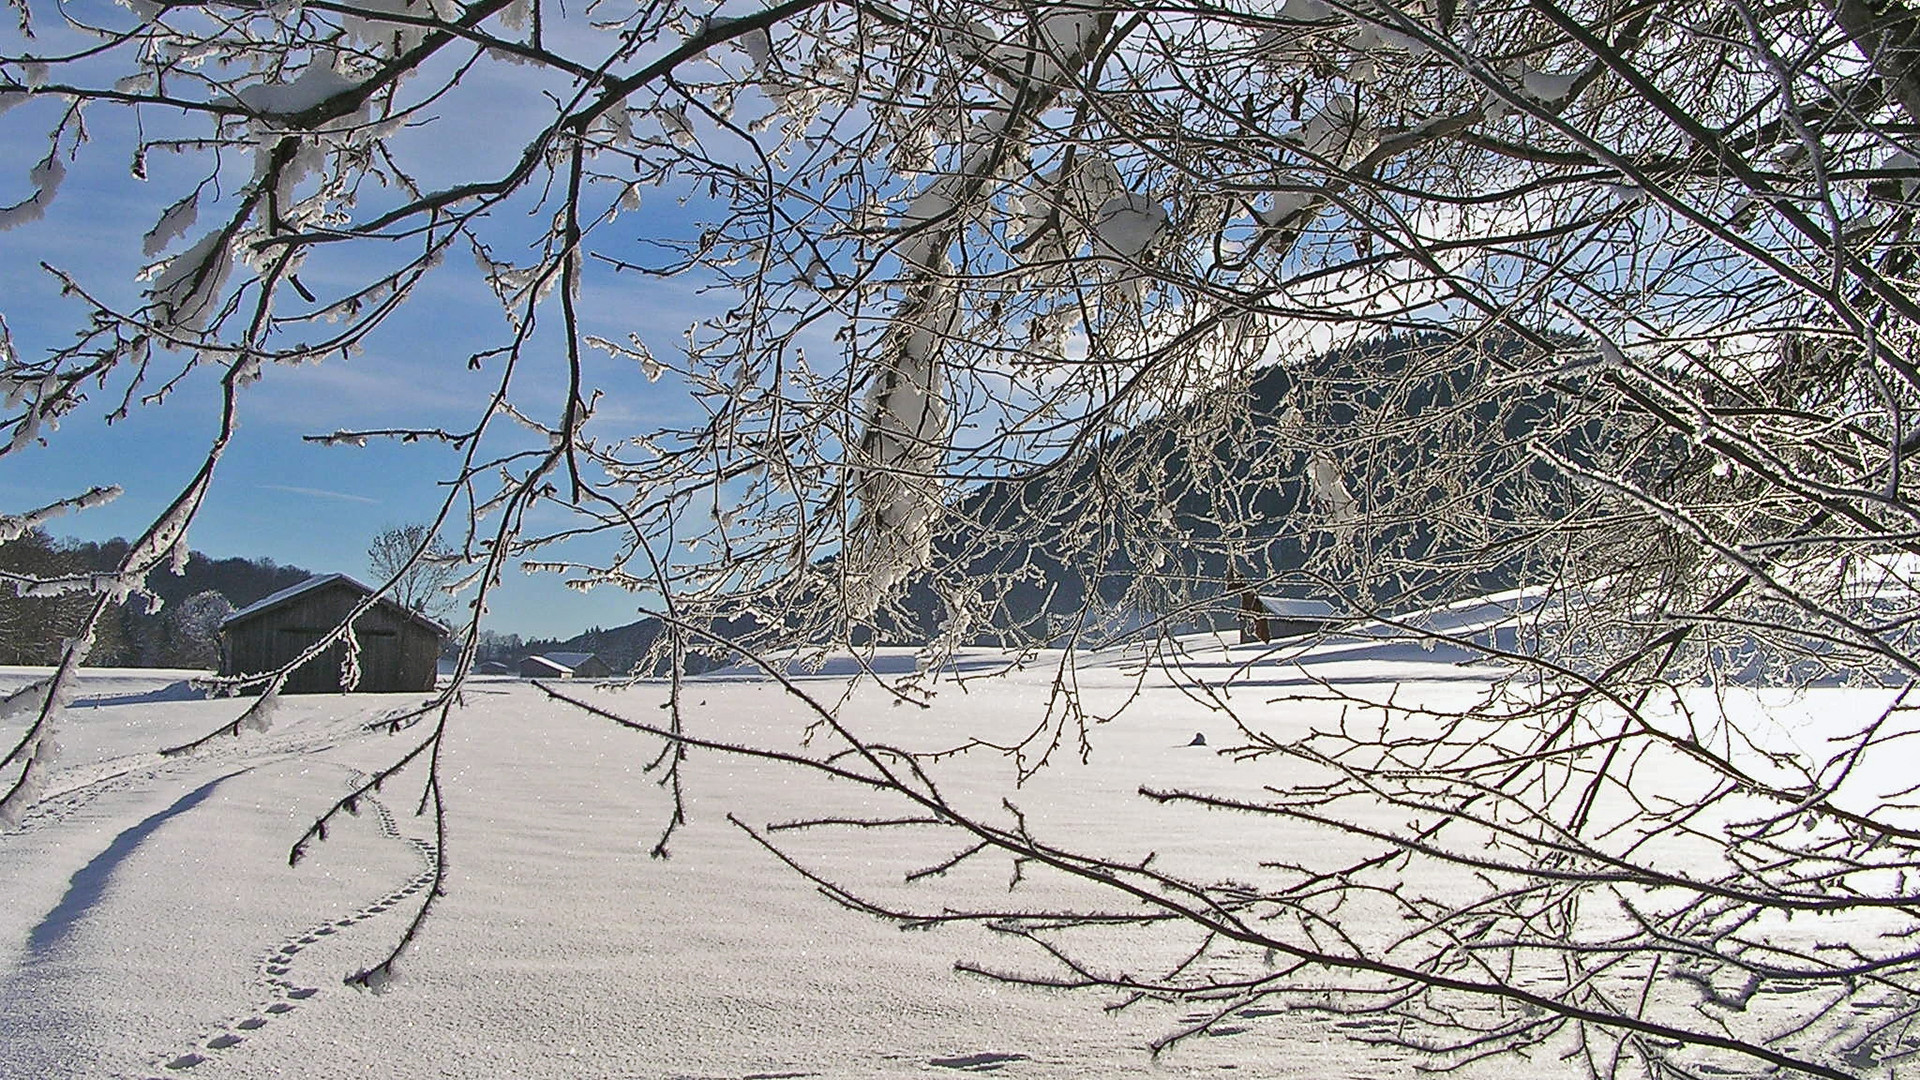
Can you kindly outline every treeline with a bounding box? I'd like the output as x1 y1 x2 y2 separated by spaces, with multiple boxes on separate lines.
0 530 313 668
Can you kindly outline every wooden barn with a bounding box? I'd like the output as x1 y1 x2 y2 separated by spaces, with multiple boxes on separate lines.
518 652 613 679
1240 593 1348 644
220 574 448 694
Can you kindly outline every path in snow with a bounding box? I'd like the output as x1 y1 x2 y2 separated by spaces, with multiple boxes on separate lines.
0 675 437 1078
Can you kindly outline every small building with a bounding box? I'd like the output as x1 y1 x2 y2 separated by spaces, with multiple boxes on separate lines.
221 574 448 694
518 651 613 679
1241 594 1347 644
474 660 513 676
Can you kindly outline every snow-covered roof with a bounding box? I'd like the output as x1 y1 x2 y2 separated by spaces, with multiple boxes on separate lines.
222 573 348 625
520 655 574 675
542 651 600 669
220 573 449 636
1255 596 1343 620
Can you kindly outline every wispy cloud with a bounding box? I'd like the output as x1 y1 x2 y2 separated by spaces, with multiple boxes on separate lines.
258 484 382 505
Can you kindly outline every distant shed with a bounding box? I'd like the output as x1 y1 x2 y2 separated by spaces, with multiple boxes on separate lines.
1241 594 1347 644
518 651 613 679
221 574 448 694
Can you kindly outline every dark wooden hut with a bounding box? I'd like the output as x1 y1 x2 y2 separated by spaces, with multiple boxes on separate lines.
1240 594 1347 644
220 574 447 694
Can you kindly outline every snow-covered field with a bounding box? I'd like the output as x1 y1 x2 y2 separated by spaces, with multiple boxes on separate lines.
0 622 1882 1079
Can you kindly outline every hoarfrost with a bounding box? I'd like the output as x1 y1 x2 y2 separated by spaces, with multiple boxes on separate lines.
0 678 52 724
0 487 122 544
1298 97 1376 168
148 229 232 331
342 0 452 50
143 192 200 256
1307 450 1358 537
659 104 696 146
735 26 772 73
0 149 64 231
240 689 278 733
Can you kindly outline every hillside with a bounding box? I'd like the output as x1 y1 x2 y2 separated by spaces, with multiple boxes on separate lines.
864 330 1587 646
547 332 1597 671
0 533 318 667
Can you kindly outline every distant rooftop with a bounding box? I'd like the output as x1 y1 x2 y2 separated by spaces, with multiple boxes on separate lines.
1255 596 1342 619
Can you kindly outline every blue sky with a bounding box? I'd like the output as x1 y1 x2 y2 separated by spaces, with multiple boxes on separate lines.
0 52 734 641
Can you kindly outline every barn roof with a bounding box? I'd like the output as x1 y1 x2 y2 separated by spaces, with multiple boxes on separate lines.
520 654 575 675
1254 596 1343 619
541 651 600 669
221 573 450 637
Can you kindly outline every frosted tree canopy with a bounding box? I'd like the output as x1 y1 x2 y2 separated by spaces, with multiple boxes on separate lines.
8 0 1920 1075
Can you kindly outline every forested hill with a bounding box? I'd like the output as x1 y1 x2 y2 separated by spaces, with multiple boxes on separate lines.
547 332 1592 671
5 332 1586 674
868 330 1575 646
0 531 314 667
68 538 317 614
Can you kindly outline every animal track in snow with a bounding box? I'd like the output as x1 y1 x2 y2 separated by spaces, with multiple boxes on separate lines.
146 765 439 1073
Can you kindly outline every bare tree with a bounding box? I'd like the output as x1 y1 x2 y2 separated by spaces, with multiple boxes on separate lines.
8 0 1920 1075
153 588 234 669
366 524 460 620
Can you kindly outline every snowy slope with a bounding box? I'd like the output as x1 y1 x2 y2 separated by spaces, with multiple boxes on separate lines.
0 644 1881 1079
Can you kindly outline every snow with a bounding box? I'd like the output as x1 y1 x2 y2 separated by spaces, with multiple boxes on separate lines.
1297 97 1375 168
1253 595 1340 619
0 634 1890 1078
1092 192 1165 259
658 103 696 146
1260 188 1318 227
147 228 233 332
1513 64 1579 106
222 574 360 626
223 573 449 635
1278 0 1336 20
984 4 1106 86
0 149 60 231
895 178 963 269
519 653 599 677
233 64 358 116
536 651 599 670
741 27 773 72
1305 449 1358 533
142 192 200 257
